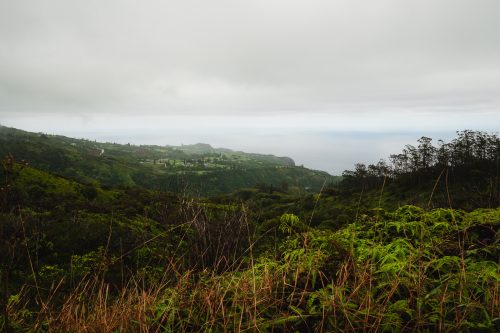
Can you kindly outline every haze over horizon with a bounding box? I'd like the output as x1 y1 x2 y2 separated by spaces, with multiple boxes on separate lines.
1 0 499 173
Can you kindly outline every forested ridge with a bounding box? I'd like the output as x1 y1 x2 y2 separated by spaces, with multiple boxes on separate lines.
0 129 499 332
340 130 499 209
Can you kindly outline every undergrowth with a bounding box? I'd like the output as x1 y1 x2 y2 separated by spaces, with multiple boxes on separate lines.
4 206 499 332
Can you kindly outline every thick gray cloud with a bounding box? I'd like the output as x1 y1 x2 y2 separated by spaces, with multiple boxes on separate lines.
1 0 499 172
2 0 500 115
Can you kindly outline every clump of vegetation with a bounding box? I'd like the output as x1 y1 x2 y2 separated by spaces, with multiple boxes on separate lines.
341 130 500 209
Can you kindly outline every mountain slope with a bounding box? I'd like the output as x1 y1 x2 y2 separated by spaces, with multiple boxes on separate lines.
0 125 340 195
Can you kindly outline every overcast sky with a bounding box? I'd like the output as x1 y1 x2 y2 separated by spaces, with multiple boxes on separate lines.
1 0 499 173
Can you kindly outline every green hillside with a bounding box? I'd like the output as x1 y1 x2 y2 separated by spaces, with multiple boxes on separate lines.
171 142 296 166
0 125 339 195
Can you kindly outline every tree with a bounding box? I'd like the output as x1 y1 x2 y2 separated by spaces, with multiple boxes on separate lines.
436 140 452 167
404 145 420 172
417 136 436 169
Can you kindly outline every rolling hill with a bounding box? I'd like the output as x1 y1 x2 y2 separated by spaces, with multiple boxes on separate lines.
0 125 340 195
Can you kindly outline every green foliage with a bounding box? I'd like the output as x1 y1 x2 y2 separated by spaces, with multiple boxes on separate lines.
71 249 106 278
279 213 305 235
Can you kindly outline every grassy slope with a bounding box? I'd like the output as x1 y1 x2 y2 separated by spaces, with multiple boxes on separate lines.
0 125 340 195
